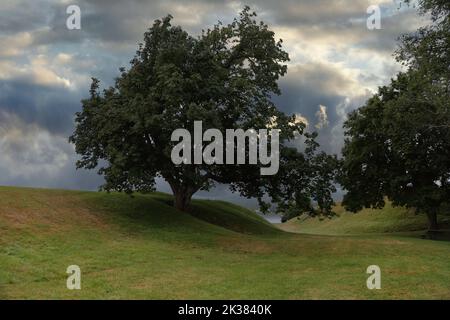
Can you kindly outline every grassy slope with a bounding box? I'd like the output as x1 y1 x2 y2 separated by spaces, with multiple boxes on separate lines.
0 186 449 299
277 203 450 235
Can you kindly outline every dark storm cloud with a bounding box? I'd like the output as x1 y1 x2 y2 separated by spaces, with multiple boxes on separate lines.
30 0 236 48
273 63 365 154
0 0 54 35
334 8 425 53
0 80 81 135
276 63 353 116
3 0 424 54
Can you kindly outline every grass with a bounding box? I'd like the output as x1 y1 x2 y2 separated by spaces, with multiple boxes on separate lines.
0 186 449 299
277 203 450 235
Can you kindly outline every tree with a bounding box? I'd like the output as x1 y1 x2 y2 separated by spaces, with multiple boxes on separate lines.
70 7 338 215
279 133 339 222
339 0 450 230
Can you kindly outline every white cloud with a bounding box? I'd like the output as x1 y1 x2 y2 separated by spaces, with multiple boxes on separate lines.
0 32 32 57
0 111 70 179
0 54 73 88
315 105 329 129
292 113 309 127
55 53 73 64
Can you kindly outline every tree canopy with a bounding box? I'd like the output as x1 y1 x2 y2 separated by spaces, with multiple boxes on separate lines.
70 7 338 215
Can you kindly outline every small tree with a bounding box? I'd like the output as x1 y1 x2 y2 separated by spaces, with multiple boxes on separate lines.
340 0 450 230
70 7 338 215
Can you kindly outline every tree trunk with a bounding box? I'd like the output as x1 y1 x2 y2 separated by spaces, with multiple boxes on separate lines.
426 210 438 230
167 180 195 212
173 189 192 212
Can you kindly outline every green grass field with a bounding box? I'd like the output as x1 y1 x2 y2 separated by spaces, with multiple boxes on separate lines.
0 186 449 299
277 203 450 235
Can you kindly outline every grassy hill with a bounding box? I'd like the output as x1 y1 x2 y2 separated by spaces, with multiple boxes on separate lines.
277 203 450 235
0 186 449 299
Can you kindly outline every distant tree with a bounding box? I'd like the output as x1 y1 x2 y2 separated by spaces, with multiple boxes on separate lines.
70 7 338 215
340 0 450 230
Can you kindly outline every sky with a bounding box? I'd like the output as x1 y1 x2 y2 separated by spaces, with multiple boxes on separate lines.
0 0 429 206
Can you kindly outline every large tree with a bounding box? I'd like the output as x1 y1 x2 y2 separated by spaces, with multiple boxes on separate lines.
339 0 450 230
70 7 338 215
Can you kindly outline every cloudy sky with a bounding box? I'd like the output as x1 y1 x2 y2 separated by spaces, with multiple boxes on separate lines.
0 0 428 204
